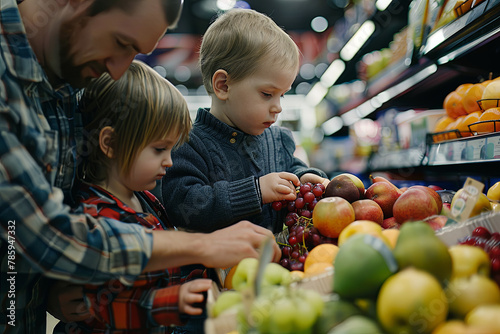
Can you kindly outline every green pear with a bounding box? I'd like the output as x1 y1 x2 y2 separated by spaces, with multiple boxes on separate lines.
333 234 398 299
393 221 452 285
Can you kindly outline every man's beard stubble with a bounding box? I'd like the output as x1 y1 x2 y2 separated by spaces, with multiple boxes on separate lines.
59 17 95 89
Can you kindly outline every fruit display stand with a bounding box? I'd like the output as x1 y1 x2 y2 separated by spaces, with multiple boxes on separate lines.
436 210 500 246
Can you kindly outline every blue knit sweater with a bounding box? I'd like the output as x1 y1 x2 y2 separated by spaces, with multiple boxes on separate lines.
161 108 327 233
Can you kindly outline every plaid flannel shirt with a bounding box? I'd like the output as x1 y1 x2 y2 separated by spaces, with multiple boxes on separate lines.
59 184 207 334
0 1 153 332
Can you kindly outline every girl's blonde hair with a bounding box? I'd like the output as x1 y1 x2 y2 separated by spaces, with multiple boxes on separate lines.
80 60 191 183
199 8 300 95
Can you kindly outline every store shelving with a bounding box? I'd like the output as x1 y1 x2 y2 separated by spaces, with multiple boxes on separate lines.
338 0 500 119
337 0 500 180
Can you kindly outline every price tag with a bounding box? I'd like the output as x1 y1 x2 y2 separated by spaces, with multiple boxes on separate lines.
466 138 485 161
452 142 466 161
450 177 485 222
485 136 500 159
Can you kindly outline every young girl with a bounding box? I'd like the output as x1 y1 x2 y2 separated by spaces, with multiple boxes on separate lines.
54 60 212 334
161 9 329 234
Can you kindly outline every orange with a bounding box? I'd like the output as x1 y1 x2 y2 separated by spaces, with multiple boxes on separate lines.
290 270 305 282
303 243 339 272
475 108 500 133
381 229 400 249
303 262 333 278
223 265 238 290
455 83 473 96
444 91 467 118
462 84 485 113
480 80 500 110
433 116 455 132
432 116 455 142
444 117 462 139
457 111 481 136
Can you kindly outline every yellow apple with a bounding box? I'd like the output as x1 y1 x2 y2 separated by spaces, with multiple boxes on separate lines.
451 189 492 219
445 274 500 319
481 80 500 110
466 304 500 332
337 220 390 247
487 181 500 201
377 268 448 334
448 244 490 280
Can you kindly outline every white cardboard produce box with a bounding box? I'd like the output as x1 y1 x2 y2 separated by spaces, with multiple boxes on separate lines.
436 211 500 246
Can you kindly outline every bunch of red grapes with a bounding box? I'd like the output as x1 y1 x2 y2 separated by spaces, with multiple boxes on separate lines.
459 226 500 286
272 182 336 271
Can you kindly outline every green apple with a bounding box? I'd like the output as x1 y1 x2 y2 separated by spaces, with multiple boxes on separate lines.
268 297 297 334
466 304 500 332
446 274 500 318
313 297 362 334
263 262 292 287
377 267 448 334
232 257 258 291
328 315 385 334
211 290 242 317
448 244 490 280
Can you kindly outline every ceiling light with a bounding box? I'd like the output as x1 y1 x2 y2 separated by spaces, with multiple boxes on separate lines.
322 116 344 136
320 59 345 87
217 0 236 10
305 82 328 107
376 0 393 11
340 20 375 61
311 16 329 33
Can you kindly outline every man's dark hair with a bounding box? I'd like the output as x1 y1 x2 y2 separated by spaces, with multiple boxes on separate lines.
88 0 183 29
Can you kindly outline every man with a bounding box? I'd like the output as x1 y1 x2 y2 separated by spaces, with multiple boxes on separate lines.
0 0 281 332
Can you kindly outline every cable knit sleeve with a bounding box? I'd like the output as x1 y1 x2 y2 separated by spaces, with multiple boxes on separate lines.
162 133 262 232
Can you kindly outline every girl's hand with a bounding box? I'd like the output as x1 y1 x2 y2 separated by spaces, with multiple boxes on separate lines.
259 172 300 204
300 173 330 188
179 279 213 315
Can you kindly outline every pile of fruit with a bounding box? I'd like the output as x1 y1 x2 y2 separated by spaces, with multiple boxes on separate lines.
324 221 500 333
212 220 500 333
210 258 325 334
433 76 500 141
272 173 452 274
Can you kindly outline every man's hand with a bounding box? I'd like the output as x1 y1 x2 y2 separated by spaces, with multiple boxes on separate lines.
199 221 282 268
47 280 91 323
259 172 300 204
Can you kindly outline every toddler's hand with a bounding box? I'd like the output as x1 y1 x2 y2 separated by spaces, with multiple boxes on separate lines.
300 173 330 188
179 279 213 315
259 172 300 204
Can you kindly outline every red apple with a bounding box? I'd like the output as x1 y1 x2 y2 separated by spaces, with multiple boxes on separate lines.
325 173 365 203
312 197 355 238
423 215 448 231
365 182 402 219
392 188 440 224
428 185 444 191
381 217 401 229
411 185 443 212
351 199 384 225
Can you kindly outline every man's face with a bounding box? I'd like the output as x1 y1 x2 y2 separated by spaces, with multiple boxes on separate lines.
59 0 168 88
